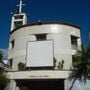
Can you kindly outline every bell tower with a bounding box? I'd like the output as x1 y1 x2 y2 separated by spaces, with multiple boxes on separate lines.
10 0 27 31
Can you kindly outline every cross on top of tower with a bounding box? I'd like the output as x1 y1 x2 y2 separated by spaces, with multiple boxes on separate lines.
17 0 25 13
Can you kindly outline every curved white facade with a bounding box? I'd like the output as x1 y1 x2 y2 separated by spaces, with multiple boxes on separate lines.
8 23 81 70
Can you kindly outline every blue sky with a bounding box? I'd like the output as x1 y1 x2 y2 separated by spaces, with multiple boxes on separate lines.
0 0 90 49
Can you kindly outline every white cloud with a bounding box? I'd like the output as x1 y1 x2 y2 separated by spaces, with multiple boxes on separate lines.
3 60 8 64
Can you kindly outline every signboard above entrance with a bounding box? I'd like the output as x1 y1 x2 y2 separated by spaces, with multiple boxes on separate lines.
26 40 53 68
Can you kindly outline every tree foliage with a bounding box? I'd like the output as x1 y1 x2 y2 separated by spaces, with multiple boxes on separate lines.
0 51 9 89
69 44 90 90
58 60 64 69
0 74 9 89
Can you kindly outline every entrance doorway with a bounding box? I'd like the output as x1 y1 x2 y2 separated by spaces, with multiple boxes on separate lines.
16 79 64 90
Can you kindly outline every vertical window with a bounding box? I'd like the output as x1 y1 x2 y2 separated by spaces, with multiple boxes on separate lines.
35 34 46 41
71 36 78 50
11 40 15 49
9 58 13 67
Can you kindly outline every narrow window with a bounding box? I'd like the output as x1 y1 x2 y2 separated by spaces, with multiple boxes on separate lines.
9 58 13 67
11 40 15 49
71 36 78 50
35 34 46 41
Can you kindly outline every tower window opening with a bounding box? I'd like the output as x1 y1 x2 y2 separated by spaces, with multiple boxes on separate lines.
14 15 23 19
35 34 47 41
14 21 23 28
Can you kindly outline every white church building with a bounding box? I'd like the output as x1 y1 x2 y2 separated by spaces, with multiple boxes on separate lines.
6 0 81 90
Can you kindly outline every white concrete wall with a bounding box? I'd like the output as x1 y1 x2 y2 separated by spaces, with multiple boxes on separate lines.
47 33 72 69
8 24 81 70
7 70 71 79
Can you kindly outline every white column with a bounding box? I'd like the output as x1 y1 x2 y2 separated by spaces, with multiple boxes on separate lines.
64 79 68 90
77 38 81 50
16 86 20 90
10 16 15 31
19 0 22 13
9 80 17 90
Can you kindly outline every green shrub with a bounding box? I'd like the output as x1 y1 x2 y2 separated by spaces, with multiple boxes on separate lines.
0 74 9 89
18 62 26 71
